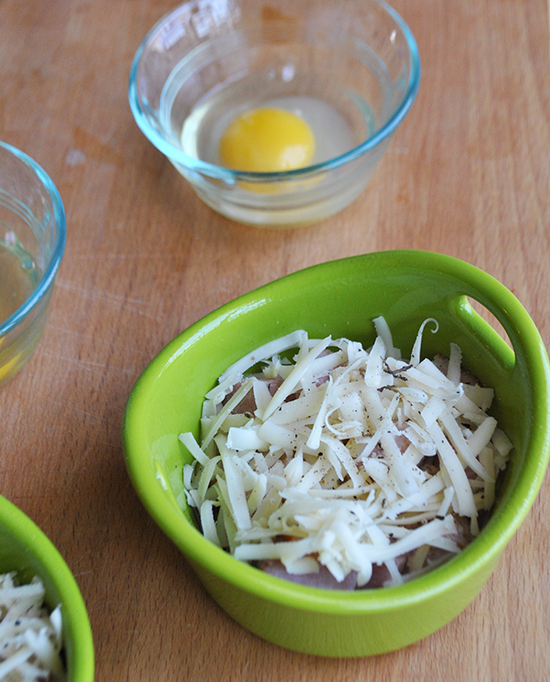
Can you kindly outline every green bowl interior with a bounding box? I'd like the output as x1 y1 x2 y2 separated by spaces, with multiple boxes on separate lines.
0 495 94 682
123 250 550 614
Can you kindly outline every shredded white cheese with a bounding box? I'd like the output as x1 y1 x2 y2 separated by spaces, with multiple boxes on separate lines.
180 318 512 589
0 572 64 681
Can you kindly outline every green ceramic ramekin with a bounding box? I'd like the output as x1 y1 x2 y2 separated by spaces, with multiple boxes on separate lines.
123 250 550 657
0 495 94 680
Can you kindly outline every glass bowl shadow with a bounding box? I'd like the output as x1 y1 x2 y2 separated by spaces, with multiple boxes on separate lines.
129 0 420 227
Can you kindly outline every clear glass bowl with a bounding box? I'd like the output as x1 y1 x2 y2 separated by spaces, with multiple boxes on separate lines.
129 0 420 227
0 141 66 386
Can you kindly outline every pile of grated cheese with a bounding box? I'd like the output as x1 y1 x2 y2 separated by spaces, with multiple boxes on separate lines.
0 573 64 681
180 317 512 589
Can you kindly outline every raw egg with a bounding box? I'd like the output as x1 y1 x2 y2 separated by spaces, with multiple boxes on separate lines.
219 107 315 172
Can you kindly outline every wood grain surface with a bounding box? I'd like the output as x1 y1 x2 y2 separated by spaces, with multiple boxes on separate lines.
1 1 549 680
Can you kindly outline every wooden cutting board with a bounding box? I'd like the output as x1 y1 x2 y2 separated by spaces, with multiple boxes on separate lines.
0 0 549 679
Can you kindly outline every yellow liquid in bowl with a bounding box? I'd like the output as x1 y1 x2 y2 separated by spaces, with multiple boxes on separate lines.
0 240 37 383
0 241 35 326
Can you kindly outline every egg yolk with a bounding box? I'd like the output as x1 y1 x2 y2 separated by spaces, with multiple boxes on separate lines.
219 107 315 173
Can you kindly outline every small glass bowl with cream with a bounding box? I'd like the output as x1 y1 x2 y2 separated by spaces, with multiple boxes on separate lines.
0 141 66 386
129 0 420 228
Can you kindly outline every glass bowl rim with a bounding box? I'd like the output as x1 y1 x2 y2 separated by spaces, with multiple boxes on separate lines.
128 0 421 182
0 140 66 336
